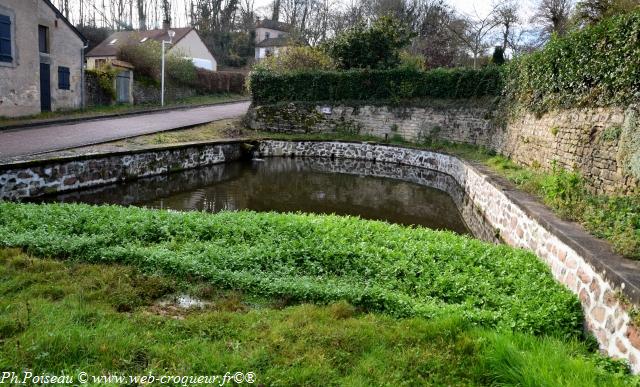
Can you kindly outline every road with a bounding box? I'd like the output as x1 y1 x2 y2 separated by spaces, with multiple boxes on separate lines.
0 101 250 161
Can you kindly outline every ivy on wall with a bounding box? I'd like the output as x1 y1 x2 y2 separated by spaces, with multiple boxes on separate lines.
504 11 640 114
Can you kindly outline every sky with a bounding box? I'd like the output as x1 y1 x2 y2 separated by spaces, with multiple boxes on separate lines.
251 0 536 20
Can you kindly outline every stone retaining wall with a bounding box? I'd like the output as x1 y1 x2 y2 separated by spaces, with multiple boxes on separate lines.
0 142 243 200
2 138 640 372
248 103 640 195
257 140 640 373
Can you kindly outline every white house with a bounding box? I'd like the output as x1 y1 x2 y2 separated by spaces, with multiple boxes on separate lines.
254 19 293 60
86 25 217 71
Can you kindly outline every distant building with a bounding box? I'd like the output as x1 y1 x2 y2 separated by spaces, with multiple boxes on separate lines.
254 19 293 60
0 0 87 117
87 26 217 71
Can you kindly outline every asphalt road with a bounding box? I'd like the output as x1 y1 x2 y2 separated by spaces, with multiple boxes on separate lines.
0 101 250 161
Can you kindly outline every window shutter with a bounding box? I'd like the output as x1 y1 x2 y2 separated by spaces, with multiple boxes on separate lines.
58 66 70 90
0 14 11 63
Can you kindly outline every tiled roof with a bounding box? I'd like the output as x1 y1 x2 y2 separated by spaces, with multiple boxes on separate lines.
86 27 192 57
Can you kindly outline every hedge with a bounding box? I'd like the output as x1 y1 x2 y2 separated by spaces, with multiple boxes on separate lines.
250 67 504 104
504 10 640 114
251 11 640 112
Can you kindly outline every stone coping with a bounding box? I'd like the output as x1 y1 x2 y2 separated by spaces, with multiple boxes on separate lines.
469 160 640 304
0 138 255 171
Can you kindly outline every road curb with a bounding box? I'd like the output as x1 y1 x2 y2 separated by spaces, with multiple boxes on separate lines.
0 98 250 132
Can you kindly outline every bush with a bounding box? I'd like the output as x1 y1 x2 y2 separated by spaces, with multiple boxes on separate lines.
85 66 118 101
253 46 336 73
504 10 640 113
323 16 414 70
398 51 427 71
117 40 196 85
0 203 583 337
250 67 504 104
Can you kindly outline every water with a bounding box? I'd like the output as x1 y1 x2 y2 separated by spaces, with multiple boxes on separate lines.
37 157 471 235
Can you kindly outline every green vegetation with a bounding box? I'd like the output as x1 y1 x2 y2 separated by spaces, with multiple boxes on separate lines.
252 46 336 74
0 202 581 336
86 66 118 100
118 40 197 86
504 10 640 114
251 10 640 114
250 67 503 104
322 16 413 70
484 157 640 259
0 248 633 386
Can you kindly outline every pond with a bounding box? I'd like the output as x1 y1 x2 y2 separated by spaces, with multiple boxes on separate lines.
36 157 474 235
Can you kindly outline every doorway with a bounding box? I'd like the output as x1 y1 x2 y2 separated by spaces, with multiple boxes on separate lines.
39 62 51 112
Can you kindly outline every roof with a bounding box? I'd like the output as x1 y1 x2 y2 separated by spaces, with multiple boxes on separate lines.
86 27 193 57
42 0 87 43
256 19 292 32
256 37 294 48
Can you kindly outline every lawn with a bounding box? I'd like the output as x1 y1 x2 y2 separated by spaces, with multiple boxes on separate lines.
0 209 636 385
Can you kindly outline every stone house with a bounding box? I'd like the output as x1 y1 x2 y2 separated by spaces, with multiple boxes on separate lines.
86 25 217 72
254 19 293 60
0 0 87 118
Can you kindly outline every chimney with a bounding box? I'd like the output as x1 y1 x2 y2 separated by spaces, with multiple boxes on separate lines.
162 19 171 30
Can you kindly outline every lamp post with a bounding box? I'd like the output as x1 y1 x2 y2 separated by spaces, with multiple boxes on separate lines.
161 30 175 107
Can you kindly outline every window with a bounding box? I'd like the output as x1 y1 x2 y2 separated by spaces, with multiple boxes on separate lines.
58 66 70 90
38 25 49 53
278 33 284 38
0 14 12 62
265 32 270 39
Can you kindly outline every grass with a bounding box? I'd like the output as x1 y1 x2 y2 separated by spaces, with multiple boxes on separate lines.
0 247 635 386
0 202 582 336
0 94 247 128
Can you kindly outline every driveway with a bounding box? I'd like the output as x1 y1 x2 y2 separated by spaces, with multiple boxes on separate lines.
0 101 250 161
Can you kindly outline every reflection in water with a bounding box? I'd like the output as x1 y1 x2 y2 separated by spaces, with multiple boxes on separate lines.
37 157 479 235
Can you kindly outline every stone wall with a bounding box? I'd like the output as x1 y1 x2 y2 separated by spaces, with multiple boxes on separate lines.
247 103 640 194
257 140 640 373
0 142 243 200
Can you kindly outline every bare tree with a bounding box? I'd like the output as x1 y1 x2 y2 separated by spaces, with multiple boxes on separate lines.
494 1 519 52
449 5 500 69
531 0 573 39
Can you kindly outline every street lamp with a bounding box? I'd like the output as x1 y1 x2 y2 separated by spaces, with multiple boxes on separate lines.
161 29 175 107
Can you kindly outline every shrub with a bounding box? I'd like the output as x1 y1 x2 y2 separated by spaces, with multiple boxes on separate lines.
398 51 427 71
250 67 504 104
253 46 336 73
86 66 118 101
117 40 196 85
323 16 414 70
